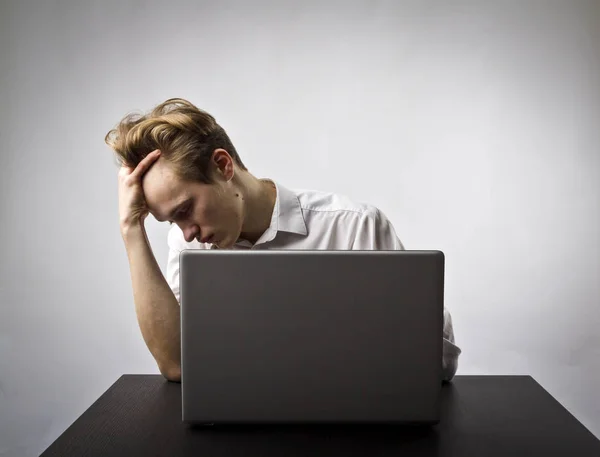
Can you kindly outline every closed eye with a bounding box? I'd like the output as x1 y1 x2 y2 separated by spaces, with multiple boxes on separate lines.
168 205 190 225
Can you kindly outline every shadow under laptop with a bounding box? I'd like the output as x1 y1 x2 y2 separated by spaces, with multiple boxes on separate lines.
189 421 437 431
181 422 442 456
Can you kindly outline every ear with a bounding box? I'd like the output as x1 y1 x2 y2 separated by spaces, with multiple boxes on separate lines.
210 148 235 181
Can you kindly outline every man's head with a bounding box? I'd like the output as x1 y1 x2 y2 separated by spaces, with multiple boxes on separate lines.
105 98 253 248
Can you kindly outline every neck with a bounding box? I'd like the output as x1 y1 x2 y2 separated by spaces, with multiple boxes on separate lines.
237 174 277 244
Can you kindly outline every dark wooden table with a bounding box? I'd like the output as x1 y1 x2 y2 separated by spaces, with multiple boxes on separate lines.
39 375 600 456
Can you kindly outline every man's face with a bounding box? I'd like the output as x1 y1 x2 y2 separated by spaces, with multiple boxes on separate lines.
142 157 243 249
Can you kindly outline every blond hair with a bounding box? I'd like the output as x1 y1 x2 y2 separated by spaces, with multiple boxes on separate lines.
105 98 247 183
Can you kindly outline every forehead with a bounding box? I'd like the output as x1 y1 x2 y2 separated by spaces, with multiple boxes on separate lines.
142 159 190 220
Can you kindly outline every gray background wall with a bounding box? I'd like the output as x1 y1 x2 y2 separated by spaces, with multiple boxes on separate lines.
1 0 599 455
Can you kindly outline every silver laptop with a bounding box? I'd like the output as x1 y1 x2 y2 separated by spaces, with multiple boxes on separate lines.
180 250 444 425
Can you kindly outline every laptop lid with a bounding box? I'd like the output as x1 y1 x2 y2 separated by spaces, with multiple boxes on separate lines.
180 250 444 424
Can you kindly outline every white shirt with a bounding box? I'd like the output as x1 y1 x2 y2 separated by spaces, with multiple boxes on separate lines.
166 180 462 381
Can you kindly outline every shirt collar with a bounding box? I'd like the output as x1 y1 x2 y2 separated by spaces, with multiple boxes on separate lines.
272 180 308 236
236 179 307 247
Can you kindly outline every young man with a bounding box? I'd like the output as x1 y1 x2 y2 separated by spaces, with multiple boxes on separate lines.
107 98 461 383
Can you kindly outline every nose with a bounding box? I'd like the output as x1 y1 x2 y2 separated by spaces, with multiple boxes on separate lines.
183 226 199 243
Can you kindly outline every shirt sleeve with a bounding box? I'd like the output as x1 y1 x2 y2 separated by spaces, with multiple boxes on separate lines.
442 308 462 382
166 224 209 305
166 226 184 304
351 207 462 382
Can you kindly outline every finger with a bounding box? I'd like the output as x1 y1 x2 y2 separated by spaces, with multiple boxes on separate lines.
130 150 161 180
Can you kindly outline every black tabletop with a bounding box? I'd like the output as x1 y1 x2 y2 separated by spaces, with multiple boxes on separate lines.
39 375 600 457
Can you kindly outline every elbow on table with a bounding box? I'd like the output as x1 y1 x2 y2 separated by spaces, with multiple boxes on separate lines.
160 362 181 383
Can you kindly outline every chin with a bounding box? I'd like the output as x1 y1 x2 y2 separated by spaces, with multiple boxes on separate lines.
217 232 238 249
211 235 225 249
217 239 232 249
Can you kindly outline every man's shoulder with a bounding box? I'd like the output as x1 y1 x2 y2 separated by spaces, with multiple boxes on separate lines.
291 187 379 218
287 185 402 250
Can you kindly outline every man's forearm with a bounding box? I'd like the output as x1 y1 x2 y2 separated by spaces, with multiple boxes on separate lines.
122 223 181 381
